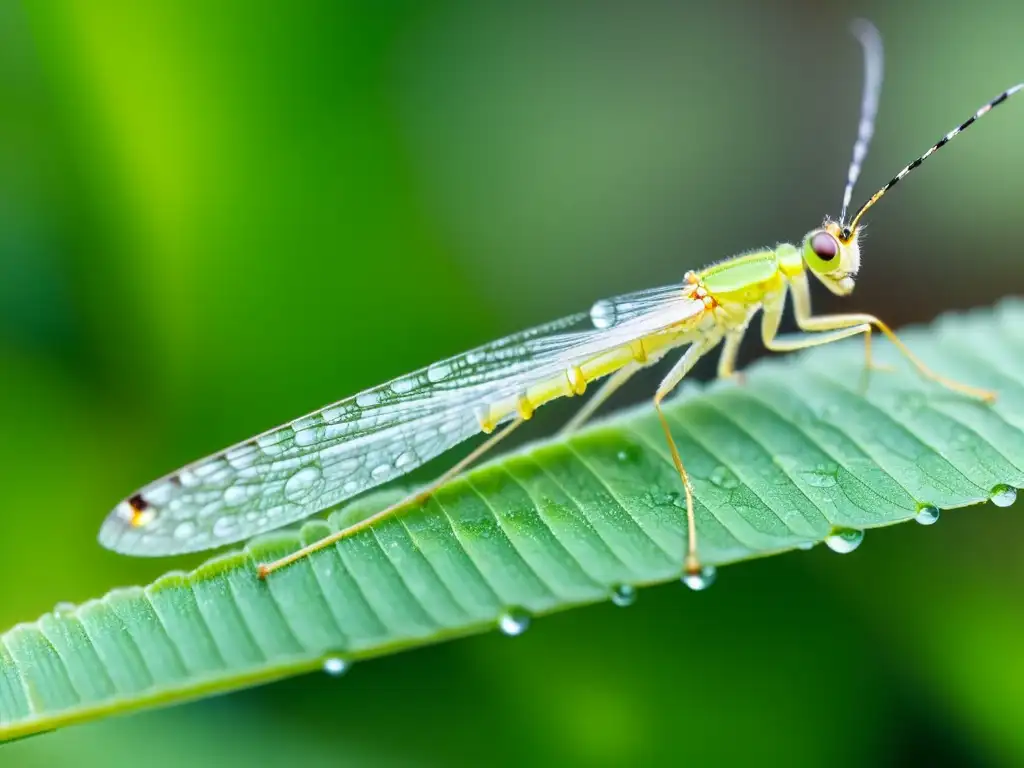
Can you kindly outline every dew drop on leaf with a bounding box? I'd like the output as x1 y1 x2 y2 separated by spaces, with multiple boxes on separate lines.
914 504 940 525
708 465 740 489
648 490 682 508
990 484 1017 508
615 443 642 464
498 608 530 636
322 657 349 677
801 463 839 488
610 584 637 607
681 565 717 591
824 527 864 554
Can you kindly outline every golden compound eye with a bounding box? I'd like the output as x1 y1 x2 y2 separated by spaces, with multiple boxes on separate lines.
810 231 839 262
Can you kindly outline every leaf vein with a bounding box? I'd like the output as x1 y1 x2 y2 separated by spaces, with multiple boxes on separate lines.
736 386 911 517
806 369 985 495
564 441 679 561
464 475 561 601
367 525 446 631
498 462 605 589
529 454 633 575
431 489 510 607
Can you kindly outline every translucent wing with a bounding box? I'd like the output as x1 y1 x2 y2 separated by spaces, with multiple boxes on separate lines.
99 283 706 556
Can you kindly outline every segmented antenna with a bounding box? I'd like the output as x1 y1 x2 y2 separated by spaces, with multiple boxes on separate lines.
845 81 1024 238
839 19 884 227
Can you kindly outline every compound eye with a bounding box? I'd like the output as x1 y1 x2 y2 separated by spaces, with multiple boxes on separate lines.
810 231 838 261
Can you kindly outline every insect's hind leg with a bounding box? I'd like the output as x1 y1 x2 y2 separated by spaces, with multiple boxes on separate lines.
652 335 722 583
257 416 526 578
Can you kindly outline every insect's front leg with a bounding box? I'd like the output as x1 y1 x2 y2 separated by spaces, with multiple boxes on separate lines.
716 329 747 383
785 272 888 371
760 278 873 354
764 273 995 403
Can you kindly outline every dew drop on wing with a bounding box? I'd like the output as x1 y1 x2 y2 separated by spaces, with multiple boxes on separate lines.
589 299 617 329
224 485 248 507
284 466 323 502
212 516 236 540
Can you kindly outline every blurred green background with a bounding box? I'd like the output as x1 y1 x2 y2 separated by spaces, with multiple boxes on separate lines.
2 1 1023 765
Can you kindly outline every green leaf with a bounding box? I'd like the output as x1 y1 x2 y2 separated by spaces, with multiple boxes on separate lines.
3 300 1023 742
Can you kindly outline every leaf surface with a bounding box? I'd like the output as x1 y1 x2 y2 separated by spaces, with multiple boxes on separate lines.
2 300 1022 741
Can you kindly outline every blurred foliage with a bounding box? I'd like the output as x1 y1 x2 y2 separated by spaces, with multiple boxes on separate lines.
0 1 1022 766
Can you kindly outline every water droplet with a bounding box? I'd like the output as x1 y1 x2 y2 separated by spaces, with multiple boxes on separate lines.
174 521 197 540
797 541 815 551
322 657 349 676
801 463 839 488
53 602 76 617
498 608 530 636
590 299 617 329
824 527 864 554
224 485 248 507
212 516 236 539
647 490 682 509
284 466 322 502
914 503 940 526
990 484 1018 508
709 465 740 489
615 442 642 464
610 584 637 607
681 565 717 591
